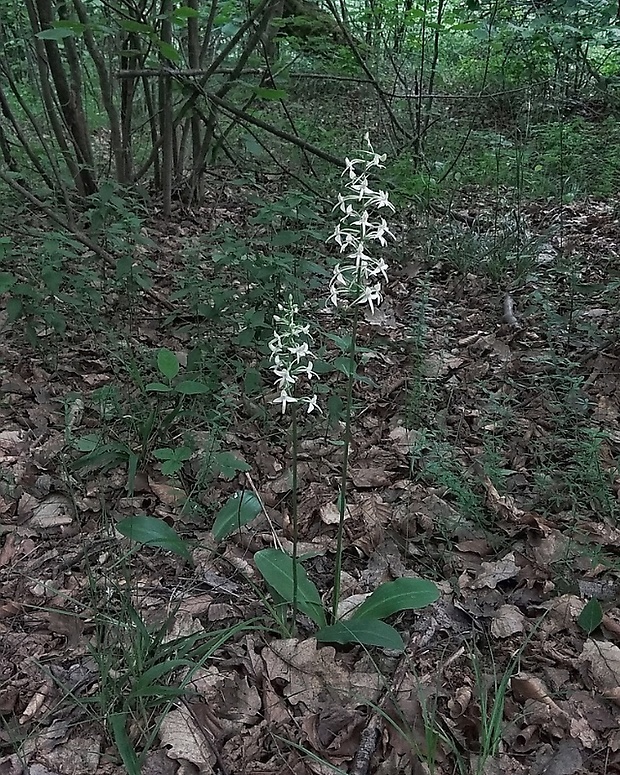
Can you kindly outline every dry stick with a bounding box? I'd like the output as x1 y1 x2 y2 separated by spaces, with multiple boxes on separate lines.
200 88 343 167
243 472 283 550
349 639 416 775
0 169 174 312
118 67 549 97
350 643 467 775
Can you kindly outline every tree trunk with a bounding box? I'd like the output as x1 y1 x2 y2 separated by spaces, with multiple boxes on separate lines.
34 0 97 195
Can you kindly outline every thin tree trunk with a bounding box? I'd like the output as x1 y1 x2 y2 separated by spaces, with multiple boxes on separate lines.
159 0 173 216
422 0 445 139
34 0 97 195
190 0 279 182
187 0 203 203
24 0 83 199
73 0 125 182
120 32 140 182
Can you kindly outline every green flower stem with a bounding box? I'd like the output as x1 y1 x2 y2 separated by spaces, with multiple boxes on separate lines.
330 310 360 623
290 405 299 635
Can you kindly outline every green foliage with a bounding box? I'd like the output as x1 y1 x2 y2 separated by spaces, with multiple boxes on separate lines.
0 232 102 348
530 118 620 197
116 515 193 561
66 345 230 501
578 598 603 634
254 547 439 650
316 619 405 650
349 577 440 621
211 491 263 542
255 548 327 629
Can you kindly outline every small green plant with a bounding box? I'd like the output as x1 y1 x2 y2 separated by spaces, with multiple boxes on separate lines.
68 347 220 494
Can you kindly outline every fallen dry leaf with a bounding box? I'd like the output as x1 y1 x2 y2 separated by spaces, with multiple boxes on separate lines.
24 494 73 528
159 704 216 771
465 552 519 590
262 638 381 712
511 673 568 723
491 604 525 638
579 639 620 697
189 666 261 730
448 686 472 718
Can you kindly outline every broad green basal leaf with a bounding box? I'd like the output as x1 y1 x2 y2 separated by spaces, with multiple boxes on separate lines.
316 619 404 651
116 515 192 561
211 492 262 542
255 548 326 629
351 577 439 621
157 348 180 380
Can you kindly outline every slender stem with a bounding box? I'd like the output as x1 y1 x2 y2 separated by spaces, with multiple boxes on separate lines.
290 406 299 635
331 311 360 623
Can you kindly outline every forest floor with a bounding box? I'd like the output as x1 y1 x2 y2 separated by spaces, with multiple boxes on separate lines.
1 189 620 775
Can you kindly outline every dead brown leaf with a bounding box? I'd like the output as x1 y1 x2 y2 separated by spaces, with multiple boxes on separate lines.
159 704 217 772
464 552 519 590
262 638 381 712
579 639 620 698
491 604 525 638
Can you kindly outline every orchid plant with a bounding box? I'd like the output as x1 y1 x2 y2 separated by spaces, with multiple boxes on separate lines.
248 134 439 649
116 136 439 650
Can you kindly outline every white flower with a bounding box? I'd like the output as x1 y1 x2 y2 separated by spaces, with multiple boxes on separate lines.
328 223 358 251
268 333 282 354
326 135 395 314
296 361 317 380
354 284 382 314
273 391 298 414
369 257 389 281
351 209 371 238
305 394 321 414
365 190 395 211
349 242 373 268
288 341 311 361
273 365 296 389
368 219 395 246
269 295 319 416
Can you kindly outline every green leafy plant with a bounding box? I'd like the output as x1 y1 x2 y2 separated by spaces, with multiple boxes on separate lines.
247 136 440 650
68 347 219 493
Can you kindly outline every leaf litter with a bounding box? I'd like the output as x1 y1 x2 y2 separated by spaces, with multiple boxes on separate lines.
0 195 619 774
